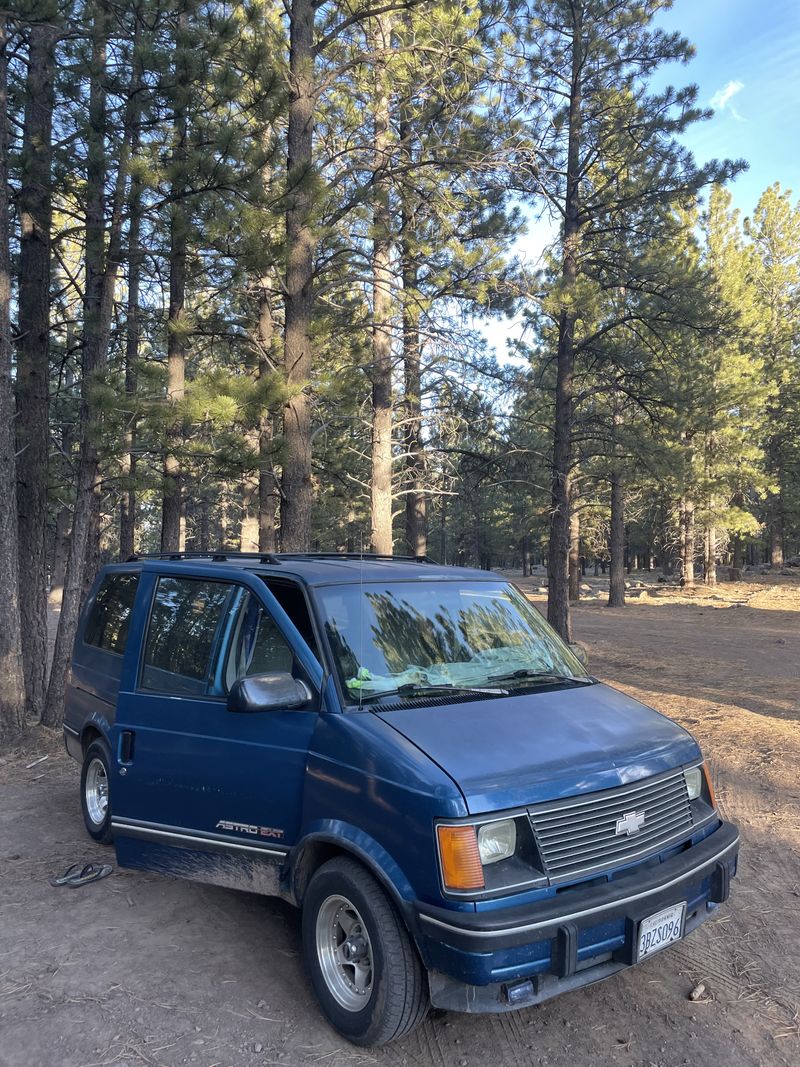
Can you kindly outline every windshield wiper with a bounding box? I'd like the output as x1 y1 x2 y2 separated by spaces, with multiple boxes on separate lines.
484 669 594 687
396 682 509 697
353 681 509 703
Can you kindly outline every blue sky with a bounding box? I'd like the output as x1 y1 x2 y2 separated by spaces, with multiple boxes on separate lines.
656 0 800 217
479 0 800 359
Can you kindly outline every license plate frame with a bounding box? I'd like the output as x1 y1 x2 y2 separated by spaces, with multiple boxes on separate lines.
636 901 686 961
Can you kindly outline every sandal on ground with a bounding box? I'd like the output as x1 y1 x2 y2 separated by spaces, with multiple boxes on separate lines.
49 863 84 887
50 863 113 887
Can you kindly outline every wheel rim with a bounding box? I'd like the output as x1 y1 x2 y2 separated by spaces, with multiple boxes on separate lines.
315 893 375 1011
85 757 109 827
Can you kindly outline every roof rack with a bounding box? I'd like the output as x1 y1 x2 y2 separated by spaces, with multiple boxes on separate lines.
126 550 438 565
127 551 281 564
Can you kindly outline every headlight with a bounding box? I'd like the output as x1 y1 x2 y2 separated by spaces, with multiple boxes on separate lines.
477 819 517 865
437 815 545 895
684 766 703 801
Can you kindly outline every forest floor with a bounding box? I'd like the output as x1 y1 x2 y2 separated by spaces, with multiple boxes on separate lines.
1 576 799 1067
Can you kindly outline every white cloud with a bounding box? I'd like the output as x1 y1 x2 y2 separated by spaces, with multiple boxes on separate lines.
710 80 746 121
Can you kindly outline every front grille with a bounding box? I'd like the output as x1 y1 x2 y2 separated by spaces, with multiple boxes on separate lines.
528 769 694 884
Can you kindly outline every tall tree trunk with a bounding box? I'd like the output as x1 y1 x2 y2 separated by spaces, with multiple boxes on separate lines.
768 448 785 571
280 0 315 551
0 13 27 741
16 22 56 718
705 525 717 585
568 502 580 602
547 5 582 642
256 280 278 553
161 8 189 552
240 435 260 551
400 112 426 556
198 493 210 552
120 138 142 560
48 503 72 608
681 497 695 586
608 470 626 607
43 4 132 726
370 12 393 554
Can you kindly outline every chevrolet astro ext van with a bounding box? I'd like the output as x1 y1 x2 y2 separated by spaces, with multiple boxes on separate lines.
63 552 739 1046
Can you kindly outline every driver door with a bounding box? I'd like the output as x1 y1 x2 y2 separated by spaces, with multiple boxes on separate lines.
110 570 322 892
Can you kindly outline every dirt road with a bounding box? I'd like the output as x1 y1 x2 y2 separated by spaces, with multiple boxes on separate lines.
1 581 798 1067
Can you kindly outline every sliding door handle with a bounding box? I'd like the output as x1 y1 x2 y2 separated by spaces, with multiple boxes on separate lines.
119 730 135 763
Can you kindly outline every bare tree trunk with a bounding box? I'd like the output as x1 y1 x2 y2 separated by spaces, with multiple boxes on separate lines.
240 434 260 551
161 8 189 552
568 502 580 602
705 525 717 585
280 0 315 551
198 492 210 552
681 497 695 586
256 282 278 553
608 470 626 607
400 111 426 556
0 13 27 741
370 12 393 554
120 139 142 560
48 503 72 608
547 6 582 643
16 22 56 718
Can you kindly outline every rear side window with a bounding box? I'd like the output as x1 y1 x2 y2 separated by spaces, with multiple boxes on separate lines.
84 573 139 655
140 577 233 696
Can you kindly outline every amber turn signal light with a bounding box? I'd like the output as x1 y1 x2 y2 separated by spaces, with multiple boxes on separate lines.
437 824 485 891
702 762 717 809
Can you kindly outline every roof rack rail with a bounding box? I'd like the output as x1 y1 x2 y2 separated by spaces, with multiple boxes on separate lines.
125 550 440 566
274 552 437 563
127 551 282 564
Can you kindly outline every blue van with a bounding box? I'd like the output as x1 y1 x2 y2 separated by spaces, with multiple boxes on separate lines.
63 552 738 1046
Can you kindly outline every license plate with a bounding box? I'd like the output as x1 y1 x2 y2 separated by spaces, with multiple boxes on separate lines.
637 902 686 961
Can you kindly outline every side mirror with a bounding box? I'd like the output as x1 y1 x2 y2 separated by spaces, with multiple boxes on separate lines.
569 642 590 670
227 672 313 713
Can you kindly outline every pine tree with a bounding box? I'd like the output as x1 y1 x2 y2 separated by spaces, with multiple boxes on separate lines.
745 184 800 566
519 0 741 638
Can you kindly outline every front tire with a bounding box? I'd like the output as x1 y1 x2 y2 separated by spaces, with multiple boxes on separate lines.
80 739 113 844
302 857 429 1046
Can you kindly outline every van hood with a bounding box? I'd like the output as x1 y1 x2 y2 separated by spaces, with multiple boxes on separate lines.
375 682 700 815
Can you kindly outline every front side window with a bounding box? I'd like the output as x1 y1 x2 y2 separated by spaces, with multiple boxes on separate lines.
221 589 296 691
84 573 139 655
317 581 587 705
141 577 233 695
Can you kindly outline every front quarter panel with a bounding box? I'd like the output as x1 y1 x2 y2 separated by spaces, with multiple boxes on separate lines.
301 711 467 910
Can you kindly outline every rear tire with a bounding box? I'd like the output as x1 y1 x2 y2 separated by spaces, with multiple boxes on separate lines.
302 856 429 1046
80 739 113 845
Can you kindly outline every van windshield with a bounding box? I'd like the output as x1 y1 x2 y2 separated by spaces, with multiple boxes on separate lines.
317 581 588 705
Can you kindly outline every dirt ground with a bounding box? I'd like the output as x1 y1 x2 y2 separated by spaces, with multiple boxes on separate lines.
1 577 799 1067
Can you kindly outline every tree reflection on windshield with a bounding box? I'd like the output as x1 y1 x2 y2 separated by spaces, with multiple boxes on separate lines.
319 582 584 704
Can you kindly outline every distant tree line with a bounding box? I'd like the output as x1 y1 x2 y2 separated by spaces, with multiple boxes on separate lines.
1 0 798 739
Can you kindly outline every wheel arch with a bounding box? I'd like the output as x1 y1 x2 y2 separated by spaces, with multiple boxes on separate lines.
80 713 113 755
288 828 418 933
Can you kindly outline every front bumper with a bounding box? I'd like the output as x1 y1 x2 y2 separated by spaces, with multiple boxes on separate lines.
414 819 739 1012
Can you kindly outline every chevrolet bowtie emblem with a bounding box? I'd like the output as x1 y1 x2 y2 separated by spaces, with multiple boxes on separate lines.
615 810 646 836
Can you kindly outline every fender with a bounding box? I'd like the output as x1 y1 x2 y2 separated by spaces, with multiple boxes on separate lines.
81 709 114 752
288 820 419 920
